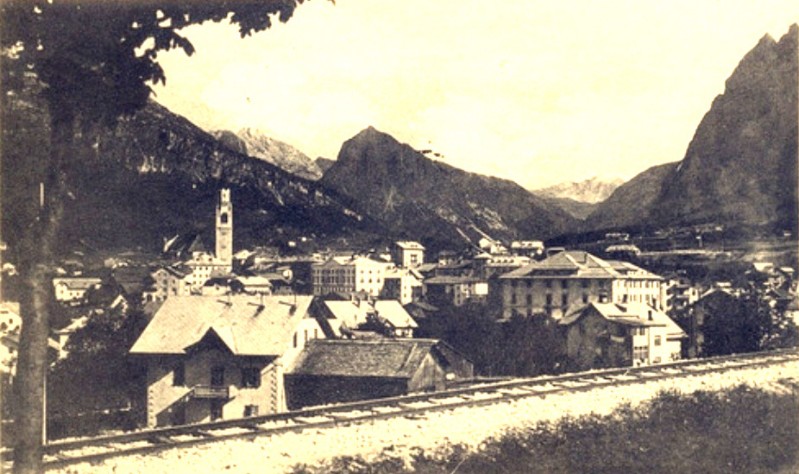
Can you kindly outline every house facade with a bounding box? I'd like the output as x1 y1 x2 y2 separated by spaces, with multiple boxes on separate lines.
312 256 393 297
499 251 663 319
130 295 324 427
391 241 425 268
52 277 103 303
382 267 423 304
559 302 686 370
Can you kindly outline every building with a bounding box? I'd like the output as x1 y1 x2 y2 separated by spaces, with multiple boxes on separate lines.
509 240 544 257
312 256 393 297
215 188 233 267
381 267 423 304
391 241 425 268
52 277 103 303
182 189 235 291
146 265 194 301
129 295 325 427
660 274 700 318
499 251 663 319
320 298 418 338
423 275 489 307
484 254 532 279
559 302 686 370
284 338 473 409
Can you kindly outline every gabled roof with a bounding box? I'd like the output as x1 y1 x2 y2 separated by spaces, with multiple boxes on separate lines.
560 302 686 337
52 277 103 291
324 300 417 329
130 295 315 356
187 235 208 254
288 338 440 378
501 250 660 280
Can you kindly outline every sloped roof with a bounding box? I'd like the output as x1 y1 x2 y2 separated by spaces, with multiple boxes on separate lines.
130 295 315 356
324 300 417 329
560 302 686 337
424 275 482 285
52 277 103 290
501 250 660 280
395 241 425 250
288 338 439 378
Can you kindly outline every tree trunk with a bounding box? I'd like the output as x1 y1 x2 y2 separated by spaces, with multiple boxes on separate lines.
12 104 72 474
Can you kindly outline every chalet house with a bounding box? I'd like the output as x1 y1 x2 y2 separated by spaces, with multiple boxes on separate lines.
130 295 325 427
284 338 473 409
559 302 686 370
391 241 425 268
499 251 663 319
320 298 418 338
52 277 103 303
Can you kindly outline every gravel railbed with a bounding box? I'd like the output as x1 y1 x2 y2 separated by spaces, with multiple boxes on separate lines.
50 360 799 474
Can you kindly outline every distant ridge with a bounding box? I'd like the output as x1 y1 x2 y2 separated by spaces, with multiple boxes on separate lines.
320 126 578 248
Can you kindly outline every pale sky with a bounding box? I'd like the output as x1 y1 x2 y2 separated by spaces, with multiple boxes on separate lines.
152 0 799 189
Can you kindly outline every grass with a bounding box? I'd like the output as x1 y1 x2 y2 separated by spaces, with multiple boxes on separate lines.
290 382 799 474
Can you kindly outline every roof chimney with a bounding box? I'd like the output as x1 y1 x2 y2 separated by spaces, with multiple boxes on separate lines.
648 309 653 321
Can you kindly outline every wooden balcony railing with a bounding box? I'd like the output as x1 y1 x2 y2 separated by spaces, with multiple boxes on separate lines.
191 385 229 399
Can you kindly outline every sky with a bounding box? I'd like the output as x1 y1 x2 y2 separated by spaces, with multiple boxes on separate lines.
152 0 799 189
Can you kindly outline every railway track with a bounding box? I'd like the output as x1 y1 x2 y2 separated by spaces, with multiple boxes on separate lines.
3 348 797 471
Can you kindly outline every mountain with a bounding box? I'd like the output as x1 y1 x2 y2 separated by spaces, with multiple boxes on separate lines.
536 196 599 221
1 78 381 257
583 24 798 233
534 177 624 204
320 127 578 249
583 163 678 231
212 128 323 180
650 25 798 231
315 157 336 174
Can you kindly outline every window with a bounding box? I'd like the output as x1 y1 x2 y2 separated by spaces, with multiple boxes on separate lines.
211 366 225 387
654 335 661 346
545 280 552 288
244 405 259 417
581 280 589 289
561 293 568 306
582 294 589 304
241 368 261 388
210 400 224 421
293 332 298 348
526 294 532 306
511 293 517 305
172 362 185 386
546 294 553 306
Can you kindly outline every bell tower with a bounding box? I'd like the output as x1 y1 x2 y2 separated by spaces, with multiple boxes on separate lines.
215 188 233 266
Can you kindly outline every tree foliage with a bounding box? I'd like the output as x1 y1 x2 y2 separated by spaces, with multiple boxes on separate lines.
700 287 798 356
1 2 314 471
416 304 569 377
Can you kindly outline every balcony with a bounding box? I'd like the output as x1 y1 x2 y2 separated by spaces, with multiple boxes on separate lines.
191 385 229 399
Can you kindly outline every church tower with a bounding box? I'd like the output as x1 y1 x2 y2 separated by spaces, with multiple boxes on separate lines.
215 188 233 266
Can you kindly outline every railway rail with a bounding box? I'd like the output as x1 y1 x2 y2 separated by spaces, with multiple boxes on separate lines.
3 348 797 471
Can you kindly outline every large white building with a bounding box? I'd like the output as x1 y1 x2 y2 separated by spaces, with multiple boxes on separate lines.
312 256 393 297
499 250 663 319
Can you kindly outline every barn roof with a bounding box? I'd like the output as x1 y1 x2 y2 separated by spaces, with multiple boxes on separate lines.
130 295 315 356
288 338 440 378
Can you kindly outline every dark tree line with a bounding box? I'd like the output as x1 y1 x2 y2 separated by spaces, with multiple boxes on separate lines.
415 303 572 377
